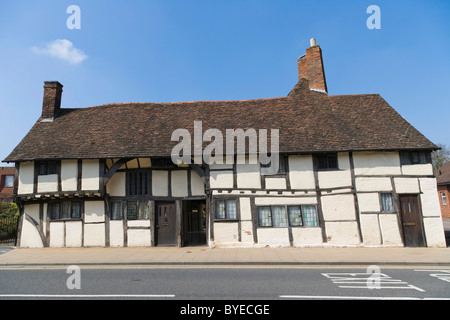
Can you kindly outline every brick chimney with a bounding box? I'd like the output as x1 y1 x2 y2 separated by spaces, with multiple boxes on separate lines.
41 81 63 120
297 38 328 93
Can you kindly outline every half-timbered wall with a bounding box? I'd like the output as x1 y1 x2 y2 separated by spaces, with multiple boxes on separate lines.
15 152 446 248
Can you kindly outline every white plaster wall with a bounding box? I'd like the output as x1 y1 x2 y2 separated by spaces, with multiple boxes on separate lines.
139 158 152 168
265 178 287 190
318 170 352 189
321 194 356 221
214 222 239 245
237 163 261 189
419 178 442 217
325 221 361 246
126 159 139 169
82 160 100 190
288 155 315 190
255 197 317 206
20 212 44 248
61 160 78 191
394 177 420 194
37 174 58 193
84 201 105 223
65 221 82 247
378 214 403 246
152 170 168 196
109 221 124 247
84 223 105 247
353 152 401 176
106 172 126 197
171 170 188 197
291 228 323 247
49 222 65 247
357 193 381 212
239 197 252 220
240 221 254 245
191 170 205 196
127 229 151 247
210 171 233 189
423 217 447 248
402 163 433 176
18 161 34 195
24 203 40 222
355 177 392 192
257 228 290 247
360 214 382 246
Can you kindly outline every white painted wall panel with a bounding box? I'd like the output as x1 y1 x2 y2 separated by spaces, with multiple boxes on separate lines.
291 227 323 247
49 222 65 247
355 177 392 192
210 171 233 189
106 172 126 197
109 221 124 247
81 160 100 190
65 221 82 247
402 163 433 176
257 228 290 247
61 160 78 191
321 194 356 221
378 214 403 246
357 193 381 212
419 178 441 217
152 171 168 196
353 152 401 176
18 161 34 195
423 217 446 247
171 170 188 197
84 201 105 223
37 174 58 193
288 155 315 190
84 223 105 247
214 222 239 245
265 177 287 190
325 221 361 245
127 229 151 247
237 163 261 189
191 171 205 196
255 197 317 206
360 214 382 246
394 177 420 194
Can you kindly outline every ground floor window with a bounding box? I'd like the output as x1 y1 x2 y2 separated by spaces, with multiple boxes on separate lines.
215 199 237 220
258 205 318 228
126 200 150 220
49 200 82 220
380 193 395 212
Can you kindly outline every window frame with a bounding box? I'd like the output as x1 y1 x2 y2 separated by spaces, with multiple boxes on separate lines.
126 199 150 221
257 204 319 228
315 153 339 171
3 175 14 188
399 151 432 165
48 200 83 221
380 192 395 213
37 160 58 176
441 192 447 206
214 198 238 221
260 155 288 176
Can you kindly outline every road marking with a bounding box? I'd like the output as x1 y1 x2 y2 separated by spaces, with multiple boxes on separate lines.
0 294 175 299
415 269 450 283
322 272 425 292
280 295 450 300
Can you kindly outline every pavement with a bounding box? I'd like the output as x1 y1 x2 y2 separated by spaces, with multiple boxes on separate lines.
0 218 448 267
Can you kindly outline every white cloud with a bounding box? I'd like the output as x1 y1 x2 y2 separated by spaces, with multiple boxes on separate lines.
32 39 87 64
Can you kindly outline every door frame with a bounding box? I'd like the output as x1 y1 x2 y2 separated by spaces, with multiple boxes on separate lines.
398 194 426 247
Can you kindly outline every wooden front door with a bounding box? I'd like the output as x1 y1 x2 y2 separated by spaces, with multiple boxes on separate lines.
399 195 426 247
155 202 176 246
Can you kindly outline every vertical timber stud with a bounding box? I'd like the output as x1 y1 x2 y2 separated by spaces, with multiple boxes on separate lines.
312 155 327 243
176 200 182 247
349 152 363 244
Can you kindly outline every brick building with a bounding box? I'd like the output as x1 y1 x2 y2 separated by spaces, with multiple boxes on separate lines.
0 167 15 203
436 162 450 218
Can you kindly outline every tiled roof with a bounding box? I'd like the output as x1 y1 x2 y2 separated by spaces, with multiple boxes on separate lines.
436 162 450 185
3 79 438 162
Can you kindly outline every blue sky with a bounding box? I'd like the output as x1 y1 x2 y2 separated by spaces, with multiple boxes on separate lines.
1 0 450 164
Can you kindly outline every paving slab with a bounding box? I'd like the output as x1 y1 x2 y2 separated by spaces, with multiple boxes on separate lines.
0 247 449 266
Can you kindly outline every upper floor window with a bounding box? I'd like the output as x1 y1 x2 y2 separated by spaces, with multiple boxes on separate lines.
316 153 338 170
400 151 431 165
260 155 287 175
441 192 447 206
4 175 14 188
38 160 58 175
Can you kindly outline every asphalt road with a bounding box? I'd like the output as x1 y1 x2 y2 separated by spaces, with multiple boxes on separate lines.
0 265 449 301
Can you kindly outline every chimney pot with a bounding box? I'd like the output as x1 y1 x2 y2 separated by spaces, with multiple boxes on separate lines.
310 38 316 47
41 81 63 120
